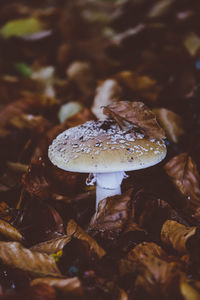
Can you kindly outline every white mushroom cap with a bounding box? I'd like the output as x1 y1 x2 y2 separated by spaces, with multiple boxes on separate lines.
48 120 167 173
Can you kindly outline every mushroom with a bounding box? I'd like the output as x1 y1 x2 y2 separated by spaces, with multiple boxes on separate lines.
48 119 167 209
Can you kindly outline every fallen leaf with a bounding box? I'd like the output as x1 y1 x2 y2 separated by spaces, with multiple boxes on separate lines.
161 220 199 255
133 189 187 240
31 276 83 296
31 236 71 254
103 101 166 139
84 276 128 300
66 219 106 259
153 108 184 143
0 202 12 222
0 94 59 128
0 241 61 277
164 153 200 219
184 32 200 56
9 114 50 133
127 242 183 298
19 199 65 245
116 71 159 102
0 17 44 38
0 283 57 300
88 189 134 243
147 0 176 19
22 162 51 200
180 279 200 300
0 219 23 242
119 221 147 253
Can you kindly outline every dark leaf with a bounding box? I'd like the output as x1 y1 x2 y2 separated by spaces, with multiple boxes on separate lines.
88 189 133 244
164 153 200 220
66 219 106 259
103 101 166 139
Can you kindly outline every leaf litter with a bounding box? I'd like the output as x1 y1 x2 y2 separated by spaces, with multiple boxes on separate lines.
0 0 200 299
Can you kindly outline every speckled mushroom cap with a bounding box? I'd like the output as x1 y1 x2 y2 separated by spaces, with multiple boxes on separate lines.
48 120 167 173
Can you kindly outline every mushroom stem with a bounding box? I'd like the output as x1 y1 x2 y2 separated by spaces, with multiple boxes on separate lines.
95 171 126 209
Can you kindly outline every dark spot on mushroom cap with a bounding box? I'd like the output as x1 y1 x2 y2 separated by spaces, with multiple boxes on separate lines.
99 120 112 131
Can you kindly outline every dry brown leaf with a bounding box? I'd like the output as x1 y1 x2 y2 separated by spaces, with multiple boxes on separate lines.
127 242 182 298
0 283 57 300
127 241 166 261
31 236 71 254
0 241 61 277
164 153 200 219
31 276 83 296
116 71 159 102
119 221 147 253
91 277 128 300
153 108 184 143
161 220 198 254
9 113 51 133
103 101 166 139
66 219 106 259
0 202 12 222
0 94 59 128
0 219 23 242
88 189 133 241
22 162 52 200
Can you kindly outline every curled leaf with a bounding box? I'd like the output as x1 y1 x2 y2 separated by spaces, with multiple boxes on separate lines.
31 277 83 296
88 189 133 242
161 220 199 254
0 242 61 277
0 219 22 242
164 153 200 219
153 108 184 143
31 236 71 254
66 219 106 259
127 242 182 298
103 101 165 139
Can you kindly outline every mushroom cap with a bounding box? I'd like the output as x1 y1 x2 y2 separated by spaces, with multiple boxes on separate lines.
48 120 167 173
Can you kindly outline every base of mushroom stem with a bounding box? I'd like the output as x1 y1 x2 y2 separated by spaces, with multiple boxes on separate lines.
95 171 126 210
96 185 121 209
